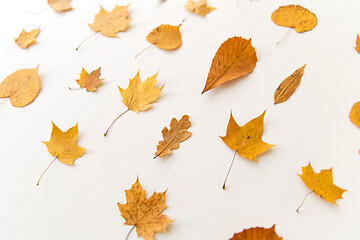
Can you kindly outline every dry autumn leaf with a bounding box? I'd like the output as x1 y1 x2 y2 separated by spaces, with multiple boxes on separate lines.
185 0 215 16
350 101 360 129
37 122 86 185
146 24 182 50
74 67 104 92
0 66 40 107
118 177 173 240
202 36 257 93
230 225 282 240
271 5 317 33
221 111 275 189
355 34 360 54
104 71 163 136
89 5 131 38
298 162 346 210
154 115 192 158
15 28 40 49
48 0 72 12
274 64 306 104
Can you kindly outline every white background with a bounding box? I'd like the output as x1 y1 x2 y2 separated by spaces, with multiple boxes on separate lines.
1 0 360 239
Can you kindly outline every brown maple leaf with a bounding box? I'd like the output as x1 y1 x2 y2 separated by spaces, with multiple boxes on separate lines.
154 115 192 158
117 177 173 240
202 36 257 93
75 67 104 92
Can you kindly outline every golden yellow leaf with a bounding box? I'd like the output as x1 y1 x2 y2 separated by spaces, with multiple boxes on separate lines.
146 24 182 50
15 28 40 49
271 5 317 33
298 162 346 204
230 225 282 240
185 0 215 16
117 177 173 240
119 71 163 112
349 101 360 128
202 36 257 93
0 66 40 107
75 67 103 92
89 5 131 37
274 64 306 104
155 115 192 158
48 0 72 12
43 122 86 165
355 34 360 54
221 111 274 161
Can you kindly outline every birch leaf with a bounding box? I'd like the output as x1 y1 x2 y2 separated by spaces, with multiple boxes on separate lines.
146 24 182 50
48 0 72 12
230 225 282 240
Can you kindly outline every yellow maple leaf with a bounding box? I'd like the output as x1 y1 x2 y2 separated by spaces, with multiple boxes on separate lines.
185 0 215 16
274 64 306 104
355 34 360 54
202 36 257 93
89 5 131 37
15 28 40 49
48 0 72 12
221 111 274 161
146 24 182 50
271 5 317 33
298 163 346 205
230 225 282 240
0 66 40 107
75 67 104 92
117 177 173 240
154 115 192 158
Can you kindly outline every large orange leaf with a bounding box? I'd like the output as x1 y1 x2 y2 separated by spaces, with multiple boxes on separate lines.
230 225 282 240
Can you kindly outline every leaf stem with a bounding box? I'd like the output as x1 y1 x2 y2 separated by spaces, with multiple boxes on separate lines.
4 45 17 55
135 44 153 58
0 98 8 106
104 109 130 137
27 7 50 15
76 32 98 51
68 86 82 90
125 225 136 240
222 150 238 190
296 191 314 213
36 156 58 186
276 28 291 46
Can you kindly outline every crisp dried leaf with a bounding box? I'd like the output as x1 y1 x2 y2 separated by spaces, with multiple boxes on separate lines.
230 225 282 240
355 34 360 54
119 71 163 112
155 115 192 158
202 36 257 93
89 5 131 37
76 67 104 92
15 28 40 49
146 24 182 50
298 163 346 204
43 122 86 165
221 111 274 161
274 64 306 104
48 0 72 12
0 66 40 107
185 0 215 16
271 5 317 33
350 101 360 128
118 177 173 240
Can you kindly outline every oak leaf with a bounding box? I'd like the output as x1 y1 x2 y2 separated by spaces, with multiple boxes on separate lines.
230 225 282 240
298 163 346 204
350 101 360 129
154 115 192 158
146 24 182 50
48 0 72 12
202 36 257 93
119 71 163 112
185 0 215 16
89 5 131 37
0 66 40 107
15 28 40 49
355 34 360 54
43 122 86 165
271 5 317 33
274 64 306 104
75 67 103 92
117 177 173 240
221 111 274 161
